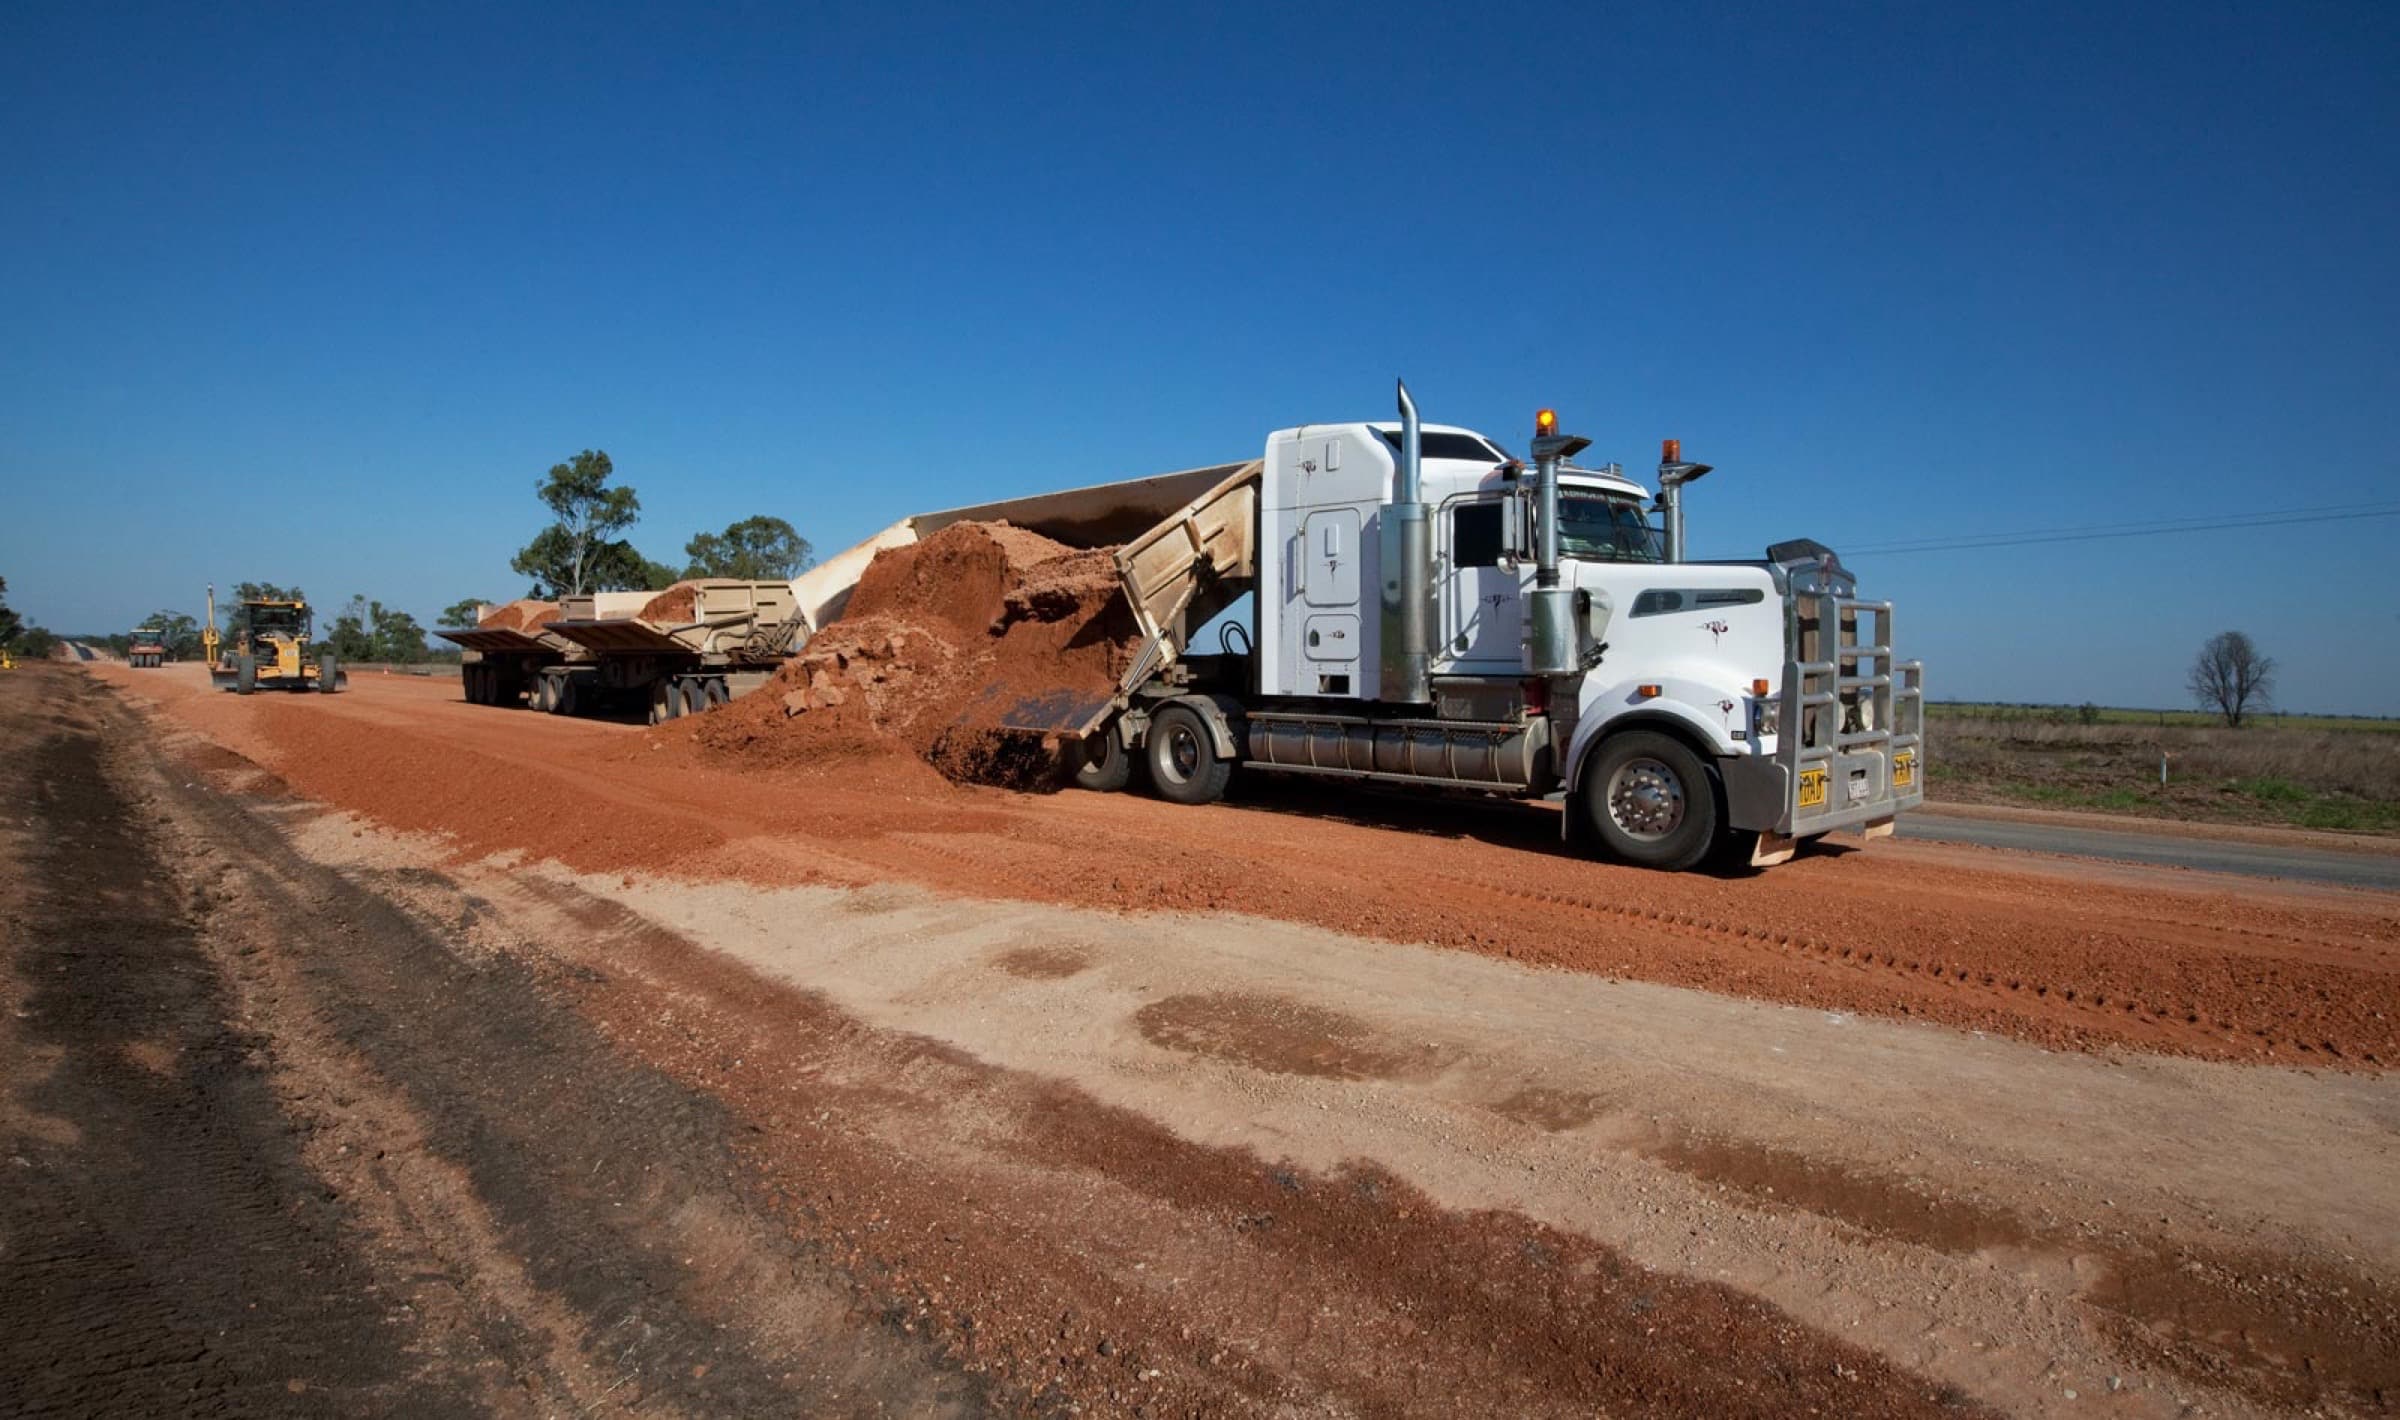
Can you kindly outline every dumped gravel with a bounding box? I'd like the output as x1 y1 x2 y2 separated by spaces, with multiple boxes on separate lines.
693 521 1136 786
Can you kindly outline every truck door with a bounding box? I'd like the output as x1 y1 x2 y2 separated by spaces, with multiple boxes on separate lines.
1439 497 1520 671
1293 506 1363 696
1300 507 1360 608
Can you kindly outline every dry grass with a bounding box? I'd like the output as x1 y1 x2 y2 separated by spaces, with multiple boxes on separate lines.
1925 709 2400 834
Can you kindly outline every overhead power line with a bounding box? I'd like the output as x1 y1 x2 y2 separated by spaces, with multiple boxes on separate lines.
1846 500 2400 557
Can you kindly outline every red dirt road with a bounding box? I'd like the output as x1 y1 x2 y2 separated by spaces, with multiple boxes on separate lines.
92 663 2400 1069
32 662 2400 1416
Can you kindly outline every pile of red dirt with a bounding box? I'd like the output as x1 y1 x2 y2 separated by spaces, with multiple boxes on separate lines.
639 581 700 625
690 522 1138 787
477 599 561 633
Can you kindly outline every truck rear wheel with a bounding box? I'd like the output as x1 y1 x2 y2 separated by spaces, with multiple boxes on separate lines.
236 655 256 695
1583 730 1721 872
1071 728 1133 793
320 654 339 692
1146 704 1230 806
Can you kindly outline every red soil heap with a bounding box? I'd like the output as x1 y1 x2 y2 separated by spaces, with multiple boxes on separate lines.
639 581 701 625
477 599 562 633
692 522 1136 786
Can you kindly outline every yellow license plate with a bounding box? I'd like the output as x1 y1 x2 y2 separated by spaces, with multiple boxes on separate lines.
1893 751 1916 789
1798 766 1828 809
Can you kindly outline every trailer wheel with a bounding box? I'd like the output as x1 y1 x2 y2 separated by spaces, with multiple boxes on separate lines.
557 674 581 716
1146 704 1231 806
679 679 708 718
649 681 676 724
1071 728 1133 793
1583 730 1721 872
705 677 731 709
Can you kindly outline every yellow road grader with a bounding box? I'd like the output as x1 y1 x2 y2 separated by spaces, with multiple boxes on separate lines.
205 585 344 695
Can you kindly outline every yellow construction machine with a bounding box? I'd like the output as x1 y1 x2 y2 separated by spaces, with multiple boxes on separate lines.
207 584 344 695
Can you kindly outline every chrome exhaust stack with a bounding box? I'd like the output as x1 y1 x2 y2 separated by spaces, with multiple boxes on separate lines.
1654 439 1713 563
1379 379 1434 703
1526 409 1589 675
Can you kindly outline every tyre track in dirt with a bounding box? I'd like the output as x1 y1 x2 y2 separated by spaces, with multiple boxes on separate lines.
881 803 2394 1067
1 665 989 1416
0 700 474 1414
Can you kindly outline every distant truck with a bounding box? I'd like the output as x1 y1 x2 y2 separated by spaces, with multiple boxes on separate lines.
127 625 169 668
439 581 809 724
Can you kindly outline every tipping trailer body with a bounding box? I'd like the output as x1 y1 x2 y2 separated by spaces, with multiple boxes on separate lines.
528 583 808 723
437 593 643 709
788 464 1248 631
1035 393 1924 872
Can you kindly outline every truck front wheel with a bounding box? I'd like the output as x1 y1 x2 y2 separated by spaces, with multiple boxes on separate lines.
1145 705 1230 806
1583 730 1721 872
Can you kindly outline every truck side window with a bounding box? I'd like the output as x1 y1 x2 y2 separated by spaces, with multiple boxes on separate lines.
1453 502 1504 567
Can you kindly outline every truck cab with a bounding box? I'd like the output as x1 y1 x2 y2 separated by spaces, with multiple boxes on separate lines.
1096 386 1924 871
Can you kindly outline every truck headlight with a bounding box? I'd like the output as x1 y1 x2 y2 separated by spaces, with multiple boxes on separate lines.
1754 699 1781 737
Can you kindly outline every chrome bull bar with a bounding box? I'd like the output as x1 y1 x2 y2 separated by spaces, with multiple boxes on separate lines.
1759 591 1925 838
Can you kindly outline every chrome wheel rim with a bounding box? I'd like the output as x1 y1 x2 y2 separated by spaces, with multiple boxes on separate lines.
1605 756 1687 841
1163 724 1202 782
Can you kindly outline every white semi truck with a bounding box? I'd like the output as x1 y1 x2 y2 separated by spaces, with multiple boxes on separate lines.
1023 382 1924 870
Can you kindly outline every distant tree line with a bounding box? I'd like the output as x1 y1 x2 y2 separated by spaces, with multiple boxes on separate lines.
0 576 56 659
491 449 812 603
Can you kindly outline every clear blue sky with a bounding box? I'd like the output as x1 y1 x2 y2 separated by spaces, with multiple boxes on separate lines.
4 1 2394 712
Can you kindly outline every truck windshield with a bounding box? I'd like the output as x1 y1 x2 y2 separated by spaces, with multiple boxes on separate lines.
1558 494 1662 563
